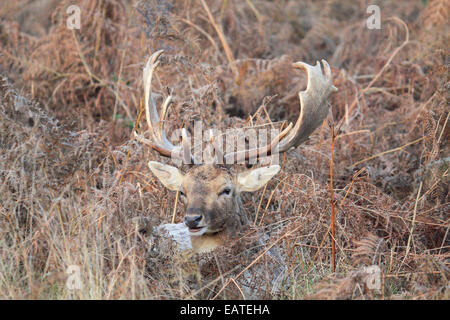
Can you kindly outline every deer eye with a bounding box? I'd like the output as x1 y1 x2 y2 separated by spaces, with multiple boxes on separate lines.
179 190 186 197
218 187 232 197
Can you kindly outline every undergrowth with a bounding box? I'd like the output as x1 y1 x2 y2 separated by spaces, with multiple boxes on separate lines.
0 0 448 299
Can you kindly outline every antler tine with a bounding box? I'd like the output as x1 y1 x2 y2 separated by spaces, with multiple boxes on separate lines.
134 50 193 163
223 59 337 163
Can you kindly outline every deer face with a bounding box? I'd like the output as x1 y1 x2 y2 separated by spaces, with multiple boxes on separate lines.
148 162 280 236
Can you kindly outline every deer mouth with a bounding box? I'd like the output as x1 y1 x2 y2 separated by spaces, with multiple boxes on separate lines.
188 226 206 235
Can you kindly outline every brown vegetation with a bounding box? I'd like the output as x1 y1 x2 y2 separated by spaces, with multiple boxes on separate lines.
0 0 448 299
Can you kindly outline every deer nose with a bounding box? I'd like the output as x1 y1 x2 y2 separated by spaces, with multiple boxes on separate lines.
184 215 202 228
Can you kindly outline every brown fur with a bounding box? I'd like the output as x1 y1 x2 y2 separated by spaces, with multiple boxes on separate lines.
148 161 279 253
181 165 248 252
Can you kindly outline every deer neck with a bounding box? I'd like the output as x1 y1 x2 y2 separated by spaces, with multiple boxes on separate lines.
190 232 226 253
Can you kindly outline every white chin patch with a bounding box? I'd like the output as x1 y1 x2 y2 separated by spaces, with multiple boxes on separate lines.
189 227 207 236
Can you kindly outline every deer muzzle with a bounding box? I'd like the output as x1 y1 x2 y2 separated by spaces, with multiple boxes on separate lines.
184 212 206 235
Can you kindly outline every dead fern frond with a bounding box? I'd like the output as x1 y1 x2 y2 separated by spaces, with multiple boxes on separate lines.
352 234 387 266
307 265 382 300
421 0 450 30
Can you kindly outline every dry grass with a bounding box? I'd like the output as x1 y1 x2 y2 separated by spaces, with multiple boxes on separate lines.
0 0 448 299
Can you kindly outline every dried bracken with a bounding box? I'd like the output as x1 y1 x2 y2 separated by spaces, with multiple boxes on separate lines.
0 0 448 299
352 234 387 266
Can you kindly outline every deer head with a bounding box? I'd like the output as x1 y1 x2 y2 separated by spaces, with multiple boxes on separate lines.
135 51 337 252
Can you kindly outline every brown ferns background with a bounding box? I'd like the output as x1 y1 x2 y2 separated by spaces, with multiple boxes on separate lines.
0 0 448 299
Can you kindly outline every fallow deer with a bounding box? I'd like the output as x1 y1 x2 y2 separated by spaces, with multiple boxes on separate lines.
135 50 337 253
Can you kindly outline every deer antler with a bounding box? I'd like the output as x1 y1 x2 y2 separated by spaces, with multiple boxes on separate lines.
136 52 336 165
134 50 193 163
223 59 337 163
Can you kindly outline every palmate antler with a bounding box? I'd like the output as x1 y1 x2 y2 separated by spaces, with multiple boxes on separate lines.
133 50 194 163
135 51 337 164
223 59 338 163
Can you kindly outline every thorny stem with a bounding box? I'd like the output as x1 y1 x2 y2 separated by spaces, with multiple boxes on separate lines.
330 126 336 273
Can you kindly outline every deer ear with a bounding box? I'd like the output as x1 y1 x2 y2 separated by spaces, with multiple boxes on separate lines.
237 165 280 192
148 161 184 191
